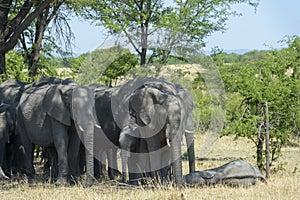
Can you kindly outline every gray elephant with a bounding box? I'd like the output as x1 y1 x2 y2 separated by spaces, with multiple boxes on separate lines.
118 78 191 186
16 78 96 186
0 103 16 179
184 160 266 187
90 77 194 186
0 79 30 178
0 79 29 105
91 85 121 180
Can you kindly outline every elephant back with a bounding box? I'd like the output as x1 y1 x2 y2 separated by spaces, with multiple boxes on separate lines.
18 85 49 130
0 79 29 105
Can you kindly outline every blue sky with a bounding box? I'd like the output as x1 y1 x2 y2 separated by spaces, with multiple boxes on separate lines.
69 0 300 55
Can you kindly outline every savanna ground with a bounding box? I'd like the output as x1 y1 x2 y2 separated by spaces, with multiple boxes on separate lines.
1 134 299 200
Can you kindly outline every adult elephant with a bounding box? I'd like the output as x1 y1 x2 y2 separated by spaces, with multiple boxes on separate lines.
134 80 195 175
0 79 29 105
119 78 195 185
91 77 195 186
92 85 121 180
16 78 96 186
0 79 30 178
0 103 15 179
119 82 184 185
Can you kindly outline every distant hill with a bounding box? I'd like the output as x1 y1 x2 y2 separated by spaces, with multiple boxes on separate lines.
222 49 251 54
205 49 251 55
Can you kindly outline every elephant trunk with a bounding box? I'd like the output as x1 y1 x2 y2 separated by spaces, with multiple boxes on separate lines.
185 131 195 173
83 125 94 187
171 138 183 186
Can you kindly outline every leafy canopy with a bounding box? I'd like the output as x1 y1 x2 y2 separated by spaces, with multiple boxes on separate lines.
72 0 259 65
220 36 300 169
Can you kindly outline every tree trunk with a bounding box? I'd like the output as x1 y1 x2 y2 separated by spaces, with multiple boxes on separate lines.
29 7 51 78
265 101 270 178
0 53 7 80
256 103 264 170
161 50 171 64
140 48 147 66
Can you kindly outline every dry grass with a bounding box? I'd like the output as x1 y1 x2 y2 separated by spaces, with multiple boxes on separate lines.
1 135 299 200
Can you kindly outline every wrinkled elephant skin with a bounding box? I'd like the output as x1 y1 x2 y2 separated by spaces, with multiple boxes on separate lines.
184 160 266 187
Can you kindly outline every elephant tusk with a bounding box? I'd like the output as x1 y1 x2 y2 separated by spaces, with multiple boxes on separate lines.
95 124 101 129
78 125 84 132
166 138 171 147
185 130 194 134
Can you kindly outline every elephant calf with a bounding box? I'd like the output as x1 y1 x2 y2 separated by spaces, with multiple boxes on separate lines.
184 160 266 187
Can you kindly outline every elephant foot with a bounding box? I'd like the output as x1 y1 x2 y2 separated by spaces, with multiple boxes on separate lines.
112 169 122 177
68 176 79 186
55 177 69 187
85 179 94 188
0 167 9 180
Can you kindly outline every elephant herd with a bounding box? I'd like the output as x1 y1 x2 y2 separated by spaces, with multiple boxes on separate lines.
0 76 195 187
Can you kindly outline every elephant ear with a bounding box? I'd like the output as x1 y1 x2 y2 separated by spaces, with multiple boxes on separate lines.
130 86 167 128
130 87 153 126
71 86 98 127
43 85 71 126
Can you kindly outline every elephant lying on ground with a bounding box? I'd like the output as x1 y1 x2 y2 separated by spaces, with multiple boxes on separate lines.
184 160 266 187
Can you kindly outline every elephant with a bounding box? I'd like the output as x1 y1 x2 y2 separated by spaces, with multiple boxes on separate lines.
0 103 16 179
91 85 121 180
89 77 194 186
16 77 96 186
118 78 190 186
183 160 266 187
0 79 29 106
0 79 31 178
121 83 195 184
174 84 195 174
0 77 70 178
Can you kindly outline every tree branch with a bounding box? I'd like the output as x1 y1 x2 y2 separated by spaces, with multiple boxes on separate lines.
0 0 55 53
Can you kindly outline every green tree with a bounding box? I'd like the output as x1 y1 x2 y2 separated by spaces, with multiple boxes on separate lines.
5 50 29 82
102 52 138 86
17 2 75 78
221 36 300 171
73 0 259 65
0 0 63 79
76 46 137 85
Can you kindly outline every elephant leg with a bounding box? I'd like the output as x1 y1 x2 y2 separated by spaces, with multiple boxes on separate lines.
93 157 101 180
160 147 171 183
51 120 69 186
21 138 35 183
121 149 130 183
146 137 161 180
9 135 25 178
47 147 58 182
93 149 105 180
128 152 142 185
67 131 81 184
5 142 14 178
107 149 114 180
185 132 195 173
78 143 85 175
0 141 9 180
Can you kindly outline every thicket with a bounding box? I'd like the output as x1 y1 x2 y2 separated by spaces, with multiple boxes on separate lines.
217 36 300 172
